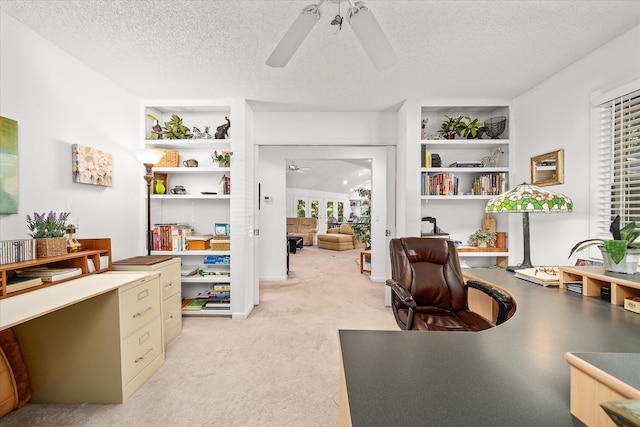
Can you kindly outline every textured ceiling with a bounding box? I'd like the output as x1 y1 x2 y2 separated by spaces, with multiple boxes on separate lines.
2 0 639 112
2 0 639 193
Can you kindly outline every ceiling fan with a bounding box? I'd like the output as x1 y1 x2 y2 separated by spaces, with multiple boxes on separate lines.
287 161 312 174
266 0 397 71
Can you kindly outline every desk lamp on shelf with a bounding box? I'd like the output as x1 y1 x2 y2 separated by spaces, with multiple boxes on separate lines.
135 149 165 256
485 182 573 272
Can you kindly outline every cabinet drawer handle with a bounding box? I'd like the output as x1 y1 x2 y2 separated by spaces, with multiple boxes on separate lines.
133 306 153 318
137 288 149 300
134 348 154 363
165 314 174 323
164 282 173 290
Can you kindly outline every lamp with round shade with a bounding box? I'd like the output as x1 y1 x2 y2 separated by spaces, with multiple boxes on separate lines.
485 182 573 271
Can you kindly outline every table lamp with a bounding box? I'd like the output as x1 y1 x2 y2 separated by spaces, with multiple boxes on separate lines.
135 149 165 256
485 182 573 272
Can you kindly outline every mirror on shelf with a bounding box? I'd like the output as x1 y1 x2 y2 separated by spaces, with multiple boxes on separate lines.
530 149 564 187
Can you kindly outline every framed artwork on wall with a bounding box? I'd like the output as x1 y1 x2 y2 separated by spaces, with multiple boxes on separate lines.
0 116 19 214
72 144 113 187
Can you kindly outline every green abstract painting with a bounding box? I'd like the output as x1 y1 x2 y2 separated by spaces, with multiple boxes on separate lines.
0 116 18 214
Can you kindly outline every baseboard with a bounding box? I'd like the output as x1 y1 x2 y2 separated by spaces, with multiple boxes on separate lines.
259 275 288 282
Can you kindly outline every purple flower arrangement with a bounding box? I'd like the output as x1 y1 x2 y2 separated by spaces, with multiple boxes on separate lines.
26 211 70 238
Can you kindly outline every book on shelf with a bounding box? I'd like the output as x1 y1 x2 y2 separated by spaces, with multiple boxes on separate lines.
152 223 193 251
181 298 207 311
0 239 37 264
181 266 198 277
15 267 82 282
514 267 560 287
6 276 43 293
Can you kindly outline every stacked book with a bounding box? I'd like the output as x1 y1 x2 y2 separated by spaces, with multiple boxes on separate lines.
202 284 231 309
10 267 82 293
565 281 583 294
203 255 230 265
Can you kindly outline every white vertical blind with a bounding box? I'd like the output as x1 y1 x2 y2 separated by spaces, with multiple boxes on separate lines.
596 89 640 232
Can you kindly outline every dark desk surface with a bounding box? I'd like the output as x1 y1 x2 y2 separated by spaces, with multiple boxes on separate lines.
339 268 640 426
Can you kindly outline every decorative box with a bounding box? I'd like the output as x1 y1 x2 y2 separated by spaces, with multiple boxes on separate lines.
624 297 640 314
35 237 67 258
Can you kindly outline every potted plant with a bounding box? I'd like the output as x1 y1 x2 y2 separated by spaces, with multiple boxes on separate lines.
160 114 192 139
439 115 465 139
460 116 485 139
468 229 497 248
352 187 371 249
569 215 640 274
211 150 232 167
26 211 71 257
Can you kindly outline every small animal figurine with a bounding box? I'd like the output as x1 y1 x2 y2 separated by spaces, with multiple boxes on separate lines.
203 126 213 139
215 116 231 139
481 147 504 167
192 126 205 139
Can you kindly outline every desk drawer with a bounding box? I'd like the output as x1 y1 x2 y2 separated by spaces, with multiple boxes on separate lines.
159 262 181 300
162 293 182 346
120 278 161 337
122 318 162 384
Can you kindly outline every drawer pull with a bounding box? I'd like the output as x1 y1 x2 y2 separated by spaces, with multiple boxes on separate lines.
164 282 173 290
165 314 174 323
137 288 149 300
133 306 153 318
134 348 154 363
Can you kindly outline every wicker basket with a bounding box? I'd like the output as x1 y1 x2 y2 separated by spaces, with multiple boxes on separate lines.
154 149 179 167
35 237 67 258
211 236 230 251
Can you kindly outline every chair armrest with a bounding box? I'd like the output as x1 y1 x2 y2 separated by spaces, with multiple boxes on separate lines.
386 279 417 330
466 280 513 325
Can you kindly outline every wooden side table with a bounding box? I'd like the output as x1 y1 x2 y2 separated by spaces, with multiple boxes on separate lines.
360 251 371 274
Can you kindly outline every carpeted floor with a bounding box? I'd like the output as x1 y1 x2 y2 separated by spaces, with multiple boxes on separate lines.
0 245 397 427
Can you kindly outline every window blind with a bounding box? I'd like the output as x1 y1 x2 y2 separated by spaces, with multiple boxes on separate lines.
596 89 640 233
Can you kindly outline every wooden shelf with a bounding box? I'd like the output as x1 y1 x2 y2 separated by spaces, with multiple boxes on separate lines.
0 238 111 299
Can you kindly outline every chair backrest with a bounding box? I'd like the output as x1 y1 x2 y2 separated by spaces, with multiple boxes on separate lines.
389 237 467 311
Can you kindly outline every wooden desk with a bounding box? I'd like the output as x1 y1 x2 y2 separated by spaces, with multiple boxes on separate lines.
338 268 640 426
1 272 164 403
559 265 640 306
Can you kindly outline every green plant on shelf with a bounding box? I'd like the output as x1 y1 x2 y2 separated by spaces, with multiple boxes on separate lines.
569 215 640 264
468 229 497 247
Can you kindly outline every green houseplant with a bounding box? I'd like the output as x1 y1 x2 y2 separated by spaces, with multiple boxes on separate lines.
569 215 640 268
468 229 497 247
211 150 232 167
460 116 485 139
439 115 465 139
160 114 192 139
352 187 371 250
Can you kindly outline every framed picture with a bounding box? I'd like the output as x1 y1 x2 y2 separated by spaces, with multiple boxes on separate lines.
72 144 113 187
0 116 18 214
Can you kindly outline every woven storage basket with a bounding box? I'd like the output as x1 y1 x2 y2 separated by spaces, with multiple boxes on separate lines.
35 237 67 258
211 236 230 251
154 149 179 167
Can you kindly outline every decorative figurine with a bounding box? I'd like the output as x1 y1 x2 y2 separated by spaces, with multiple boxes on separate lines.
481 147 504 167
192 126 205 139
215 116 231 139
203 126 213 139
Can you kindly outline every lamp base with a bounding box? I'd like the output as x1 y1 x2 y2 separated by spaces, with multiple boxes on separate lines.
506 261 534 273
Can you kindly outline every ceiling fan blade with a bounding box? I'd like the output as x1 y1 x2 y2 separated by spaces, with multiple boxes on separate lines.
348 1 398 71
266 4 321 68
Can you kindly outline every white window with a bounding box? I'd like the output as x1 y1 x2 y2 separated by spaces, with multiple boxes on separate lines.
593 85 640 234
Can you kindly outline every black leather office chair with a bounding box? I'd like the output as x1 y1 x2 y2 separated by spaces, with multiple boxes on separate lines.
386 237 513 331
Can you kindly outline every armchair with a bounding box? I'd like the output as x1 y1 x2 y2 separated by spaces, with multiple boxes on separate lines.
386 237 513 331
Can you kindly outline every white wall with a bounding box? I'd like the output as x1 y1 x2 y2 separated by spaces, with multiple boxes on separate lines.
0 12 143 260
513 25 640 266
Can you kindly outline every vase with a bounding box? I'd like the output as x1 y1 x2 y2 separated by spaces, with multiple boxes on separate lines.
35 237 67 258
155 179 165 195
598 246 640 274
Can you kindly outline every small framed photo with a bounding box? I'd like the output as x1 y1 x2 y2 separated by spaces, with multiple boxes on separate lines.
215 223 230 236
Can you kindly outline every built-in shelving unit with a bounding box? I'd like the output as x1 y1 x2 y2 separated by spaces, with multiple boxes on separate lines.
419 102 513 267
143 101 237 317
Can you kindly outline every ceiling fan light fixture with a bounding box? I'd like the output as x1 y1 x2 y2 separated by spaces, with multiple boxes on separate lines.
347 1 398 71
266 4 322 68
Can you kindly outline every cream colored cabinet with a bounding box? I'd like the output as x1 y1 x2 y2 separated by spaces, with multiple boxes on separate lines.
112 256 182 347
11 272 164 403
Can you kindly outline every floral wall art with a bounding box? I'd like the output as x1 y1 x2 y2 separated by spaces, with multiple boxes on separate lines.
0 116 19 214
72 144 113 187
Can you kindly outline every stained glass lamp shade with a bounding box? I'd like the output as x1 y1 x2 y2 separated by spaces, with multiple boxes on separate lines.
486 182 573 270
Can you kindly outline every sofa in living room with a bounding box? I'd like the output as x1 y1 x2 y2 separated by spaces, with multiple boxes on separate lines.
286 217 318 246
317 223 365 251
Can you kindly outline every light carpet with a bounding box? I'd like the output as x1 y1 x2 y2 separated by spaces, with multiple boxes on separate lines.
0 246 397 427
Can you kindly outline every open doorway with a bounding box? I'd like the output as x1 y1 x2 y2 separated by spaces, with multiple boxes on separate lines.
257 146 391 284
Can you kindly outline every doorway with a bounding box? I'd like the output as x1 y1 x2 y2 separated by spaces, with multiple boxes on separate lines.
257 146 392 283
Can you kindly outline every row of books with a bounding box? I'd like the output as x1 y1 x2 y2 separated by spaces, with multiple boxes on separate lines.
0 239 37 265
152 223 194 251
420 147 442 168
471 173 508 196
203 255 231 265
6 267 82 293
421 172 459 196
